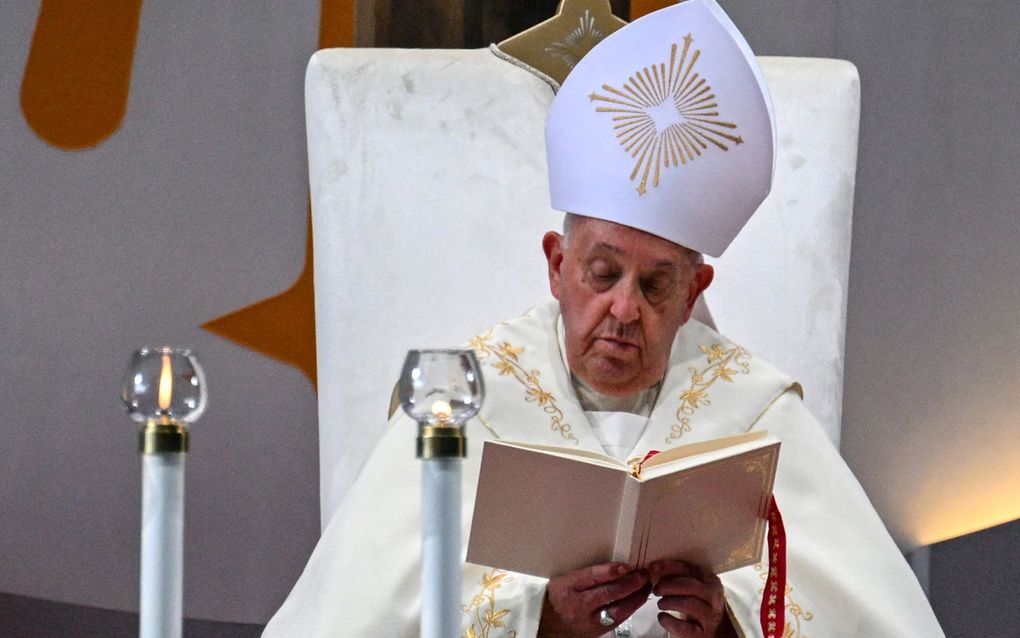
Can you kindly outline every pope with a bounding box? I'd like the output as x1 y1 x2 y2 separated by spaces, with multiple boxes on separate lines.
263 1 945 636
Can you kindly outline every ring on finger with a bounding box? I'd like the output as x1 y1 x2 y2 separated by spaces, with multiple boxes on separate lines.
599 608 615 626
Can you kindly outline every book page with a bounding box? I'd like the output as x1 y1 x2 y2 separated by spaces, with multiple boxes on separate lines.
625 443 779 573
467 440 627 577
639 431 769 479
493 440 626 469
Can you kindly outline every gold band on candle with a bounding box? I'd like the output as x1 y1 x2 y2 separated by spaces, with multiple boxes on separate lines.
416 425 466 459
140 420 189 454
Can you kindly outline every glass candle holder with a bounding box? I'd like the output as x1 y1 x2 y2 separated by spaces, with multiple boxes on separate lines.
399 349 483 426
399 349 483 459
122 347 207 425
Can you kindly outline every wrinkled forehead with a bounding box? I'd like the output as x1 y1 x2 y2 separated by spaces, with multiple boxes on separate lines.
566 215 699 268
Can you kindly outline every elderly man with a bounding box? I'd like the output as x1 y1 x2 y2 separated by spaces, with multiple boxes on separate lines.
536 213 727 637
264 1 944 636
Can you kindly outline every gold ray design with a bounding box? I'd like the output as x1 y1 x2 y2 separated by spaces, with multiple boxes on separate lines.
544 10 605 72
497 0 626 86
589 34 743 195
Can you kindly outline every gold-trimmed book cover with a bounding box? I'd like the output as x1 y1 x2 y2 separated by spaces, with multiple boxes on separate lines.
466 431 779 577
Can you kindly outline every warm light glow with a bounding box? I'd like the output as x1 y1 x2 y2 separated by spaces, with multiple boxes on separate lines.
915 498 1020 546
431 399 452 421
919 514 1020 546
158 353 173 411
910 457 1020 546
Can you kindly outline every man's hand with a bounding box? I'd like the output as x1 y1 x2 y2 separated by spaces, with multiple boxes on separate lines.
649 560 735 638
538 562 651 637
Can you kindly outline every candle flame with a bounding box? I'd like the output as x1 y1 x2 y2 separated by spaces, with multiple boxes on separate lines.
158 353 173 411
431 399 452 422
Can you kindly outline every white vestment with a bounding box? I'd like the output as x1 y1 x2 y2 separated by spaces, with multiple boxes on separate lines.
263 301 944 637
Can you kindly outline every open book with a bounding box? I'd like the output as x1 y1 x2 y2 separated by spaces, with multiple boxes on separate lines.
466 431 780 578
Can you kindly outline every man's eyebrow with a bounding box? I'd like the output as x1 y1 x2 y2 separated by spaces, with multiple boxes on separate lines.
591 241 623 255
591 241 683 271
650 261 681 271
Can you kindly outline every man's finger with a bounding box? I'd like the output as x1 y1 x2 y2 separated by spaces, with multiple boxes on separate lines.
607 580 654 620
648 559 713 582
658 610 703 636
579 569 649 610
649 559 726 636
658 593 713 621
651 561 723 607
566 561 635 591
653 574 716 599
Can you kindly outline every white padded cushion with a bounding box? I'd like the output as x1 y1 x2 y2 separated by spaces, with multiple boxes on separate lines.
709 56 859 450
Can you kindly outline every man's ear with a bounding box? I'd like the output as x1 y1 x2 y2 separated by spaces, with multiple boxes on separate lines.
542 231 565 300
681 264 714 323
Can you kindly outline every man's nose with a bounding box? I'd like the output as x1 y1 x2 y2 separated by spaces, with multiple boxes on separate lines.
608 280 641 325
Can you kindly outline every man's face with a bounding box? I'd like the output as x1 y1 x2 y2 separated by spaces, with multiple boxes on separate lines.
543 217 713 396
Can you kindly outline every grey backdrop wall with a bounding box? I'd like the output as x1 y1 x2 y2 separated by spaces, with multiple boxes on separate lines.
2 0 1018 626
721 0 1020 548
2 2 321 624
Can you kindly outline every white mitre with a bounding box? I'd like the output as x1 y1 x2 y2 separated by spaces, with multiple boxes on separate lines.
546 0 776 257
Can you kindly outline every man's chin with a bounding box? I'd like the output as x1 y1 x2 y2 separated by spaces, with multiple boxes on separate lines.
579 357 649 396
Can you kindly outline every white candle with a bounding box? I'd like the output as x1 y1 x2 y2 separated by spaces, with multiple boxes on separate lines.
140 453 185 638
421 458 462 638
139 353 185 638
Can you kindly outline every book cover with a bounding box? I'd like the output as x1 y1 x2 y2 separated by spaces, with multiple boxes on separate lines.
466 431 780 578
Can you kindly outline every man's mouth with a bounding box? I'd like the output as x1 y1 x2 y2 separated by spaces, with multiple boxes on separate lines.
594 336 640 353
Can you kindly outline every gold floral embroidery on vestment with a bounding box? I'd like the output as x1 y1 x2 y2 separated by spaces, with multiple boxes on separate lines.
667 343 751 443
754 564 815 638
471 329 579 445
589 34 743 196
462 569 518 638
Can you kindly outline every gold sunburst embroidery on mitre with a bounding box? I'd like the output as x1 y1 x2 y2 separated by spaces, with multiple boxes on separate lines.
589 33 744 195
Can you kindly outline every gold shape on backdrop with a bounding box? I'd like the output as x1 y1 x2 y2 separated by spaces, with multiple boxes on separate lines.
319 0 356 48
630 0 677 20
497 0 626 86
202 211 318 386
21 0 143 150
201 2 355 388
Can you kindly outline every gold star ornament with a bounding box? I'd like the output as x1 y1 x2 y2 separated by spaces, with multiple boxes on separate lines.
497 0 627 86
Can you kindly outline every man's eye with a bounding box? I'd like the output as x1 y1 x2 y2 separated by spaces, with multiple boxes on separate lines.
588 264 618 281
587 271 617 291
642 278 672 300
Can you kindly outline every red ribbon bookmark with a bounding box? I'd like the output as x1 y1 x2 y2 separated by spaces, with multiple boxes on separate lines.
761 496 786 638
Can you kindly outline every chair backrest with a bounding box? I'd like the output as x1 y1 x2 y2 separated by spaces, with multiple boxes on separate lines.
305 48 859 528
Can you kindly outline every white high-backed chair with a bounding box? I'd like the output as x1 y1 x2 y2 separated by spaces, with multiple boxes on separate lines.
305 48 860 528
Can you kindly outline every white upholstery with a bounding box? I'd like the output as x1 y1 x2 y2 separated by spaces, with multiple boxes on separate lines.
709 56 860 451
305 49 859 528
